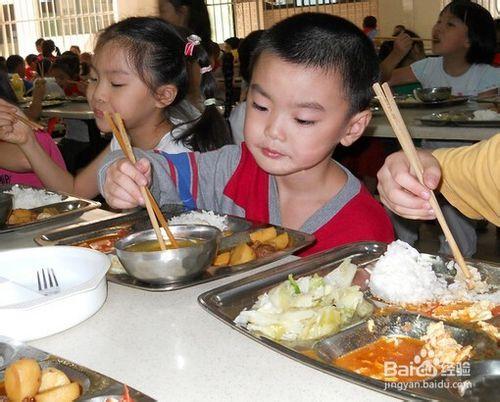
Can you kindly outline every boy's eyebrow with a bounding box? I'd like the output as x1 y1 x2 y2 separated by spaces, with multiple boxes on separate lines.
251 83 325 111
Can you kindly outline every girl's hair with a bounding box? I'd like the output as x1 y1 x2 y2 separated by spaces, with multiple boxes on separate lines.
95 17 232 152
26 54 38 65
0 71 19 105
158 0 212 45
42 39 61 58
252 12 379 116
222 50 234 118
50 55 80 80
442 0 495 64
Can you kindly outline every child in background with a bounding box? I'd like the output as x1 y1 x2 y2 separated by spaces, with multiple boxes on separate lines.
35 38 44 61
70 45 81 56
362 16 379 42
41 39 60 62
0 73 66 188
50 54 86 97
381 0 498 97
99 13 394 256
229 30 265 143
6 55 32 95
0 17 231 199
25 55 38 81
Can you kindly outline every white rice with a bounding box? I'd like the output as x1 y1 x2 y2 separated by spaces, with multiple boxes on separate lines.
4 185 63 209
472 110 500 121
168 210 228 232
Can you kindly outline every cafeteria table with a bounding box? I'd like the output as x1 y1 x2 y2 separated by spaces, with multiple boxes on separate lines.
1 209 397 402
365 101 498 141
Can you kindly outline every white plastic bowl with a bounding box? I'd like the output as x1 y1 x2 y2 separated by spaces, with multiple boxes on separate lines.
0 246 109 341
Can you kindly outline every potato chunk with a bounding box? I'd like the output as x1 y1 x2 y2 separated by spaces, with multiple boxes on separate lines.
39 367 71 393
213 251 231 266
265 232 290 250
5 358 41 402
35 381 81 402
249 227 277 243
229 243 256 265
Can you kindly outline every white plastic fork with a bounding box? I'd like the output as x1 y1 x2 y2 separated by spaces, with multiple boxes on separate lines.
37 268 60 296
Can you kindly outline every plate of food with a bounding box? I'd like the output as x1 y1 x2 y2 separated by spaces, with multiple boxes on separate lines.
0 185 101 233
0 337 154 401
198 241 499 401
35 205 315 291
373 94 469 109
420 109 500 127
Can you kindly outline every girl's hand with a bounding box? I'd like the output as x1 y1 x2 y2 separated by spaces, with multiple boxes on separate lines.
393 33 413 58
102 158 152 209
377 150 441 220
0 98 33 145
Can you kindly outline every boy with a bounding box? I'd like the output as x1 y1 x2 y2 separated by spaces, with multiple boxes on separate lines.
98 13 394 256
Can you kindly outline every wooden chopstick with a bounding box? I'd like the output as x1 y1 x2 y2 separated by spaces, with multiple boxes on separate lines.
373 83 472 284
104 112 179 249
11 113 45 131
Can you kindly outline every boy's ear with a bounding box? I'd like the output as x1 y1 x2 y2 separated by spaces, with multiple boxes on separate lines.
340 109 372 147
154 84 178 108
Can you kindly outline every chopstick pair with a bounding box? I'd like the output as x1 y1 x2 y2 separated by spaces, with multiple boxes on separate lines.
372 82 472 285
104 112 179 250
10 113 44 131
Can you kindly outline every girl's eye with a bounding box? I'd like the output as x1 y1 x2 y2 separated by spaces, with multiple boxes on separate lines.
111 83 124 88
252 101 267 112
295 118 315 126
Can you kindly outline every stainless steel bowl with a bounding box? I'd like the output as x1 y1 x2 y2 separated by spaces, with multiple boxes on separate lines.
413 87 452 102
115 225 221 284
0 192 13 226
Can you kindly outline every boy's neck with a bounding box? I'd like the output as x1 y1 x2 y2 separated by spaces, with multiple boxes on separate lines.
275 159 347 230
442 53 471 77
128 113 172 150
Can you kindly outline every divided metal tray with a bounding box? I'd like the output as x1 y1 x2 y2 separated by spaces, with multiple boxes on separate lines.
35 204 315 291
198 242 499 401
420 110 500 127
0 184 101 233
0 336 154 401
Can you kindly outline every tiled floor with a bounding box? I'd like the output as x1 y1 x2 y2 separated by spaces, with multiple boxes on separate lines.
414 221 499 263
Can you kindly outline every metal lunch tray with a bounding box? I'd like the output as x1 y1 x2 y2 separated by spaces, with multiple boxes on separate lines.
0 184 101 233
420 110 500 128
198 242 499 401
0 336 155 401
35 204 315 291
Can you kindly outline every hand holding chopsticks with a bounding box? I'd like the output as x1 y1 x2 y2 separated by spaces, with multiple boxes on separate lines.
104 112 179 250
372 82 472 285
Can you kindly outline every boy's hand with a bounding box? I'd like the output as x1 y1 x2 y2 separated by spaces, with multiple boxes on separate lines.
377 150 441 220
0 98 33 145
102 158 152 209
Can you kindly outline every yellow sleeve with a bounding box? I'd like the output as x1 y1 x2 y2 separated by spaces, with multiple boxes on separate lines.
431 134 499 226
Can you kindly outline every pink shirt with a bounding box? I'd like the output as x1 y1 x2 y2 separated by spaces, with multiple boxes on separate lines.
0 131 66 188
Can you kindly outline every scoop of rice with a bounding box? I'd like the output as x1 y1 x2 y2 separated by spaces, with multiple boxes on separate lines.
369 240 448 304
168 210 228 232
472 110 500 121
4 185 64 209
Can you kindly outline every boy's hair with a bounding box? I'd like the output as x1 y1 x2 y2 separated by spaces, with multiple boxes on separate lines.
224 37 240 50
0 57 7 73
158 0 212 45
442 0 495 64
238 30 265 84
50 54 80 79
252 12 379 116
0 71 19 105
25 54 38 65
363 16 377 29
6 55 24 74
95 17 232 152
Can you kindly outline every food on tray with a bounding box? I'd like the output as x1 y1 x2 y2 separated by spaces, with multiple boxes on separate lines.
75 228 130 253
405 300 497 323
472 109 500 121
3 185 63 209
1 358 81 401
7 207 59 225
234 258 373 341
168 210 229 232
369 241 499 308
334 321 472 382
213 228 290 266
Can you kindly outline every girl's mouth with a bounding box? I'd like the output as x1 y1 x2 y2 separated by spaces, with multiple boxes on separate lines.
93 108 104 118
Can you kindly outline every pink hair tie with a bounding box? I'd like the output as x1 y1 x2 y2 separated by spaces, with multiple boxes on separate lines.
200 65 212 74
184 34 201 57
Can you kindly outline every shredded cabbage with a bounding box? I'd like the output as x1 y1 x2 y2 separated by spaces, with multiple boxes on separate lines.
234 258 372 341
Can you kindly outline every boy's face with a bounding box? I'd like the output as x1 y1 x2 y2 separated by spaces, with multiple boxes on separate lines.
244 52 358 177
50 67 70 89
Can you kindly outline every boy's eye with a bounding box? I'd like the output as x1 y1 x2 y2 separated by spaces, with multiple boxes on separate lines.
295 118 315 126
111 83 124 88
252 101 267 112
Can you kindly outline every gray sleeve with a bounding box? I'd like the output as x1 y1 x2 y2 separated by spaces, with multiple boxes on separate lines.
97 149 181 205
